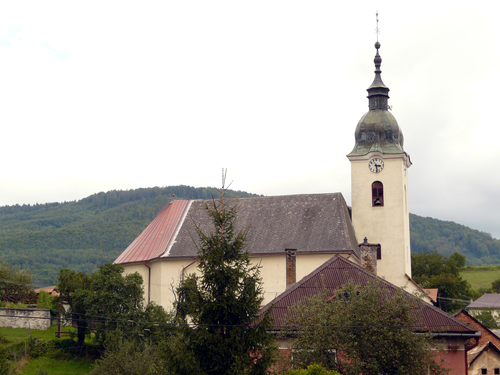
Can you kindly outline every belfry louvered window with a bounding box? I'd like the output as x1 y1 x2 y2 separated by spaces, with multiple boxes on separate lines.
372 181 384 207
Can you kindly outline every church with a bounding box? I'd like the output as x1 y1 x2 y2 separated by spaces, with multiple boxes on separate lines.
114 39 481 374
114 40 421 307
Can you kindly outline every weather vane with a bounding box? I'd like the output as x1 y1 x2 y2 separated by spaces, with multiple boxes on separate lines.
375 11 380 41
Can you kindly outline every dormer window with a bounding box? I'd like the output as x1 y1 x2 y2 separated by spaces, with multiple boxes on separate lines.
372 181 384 207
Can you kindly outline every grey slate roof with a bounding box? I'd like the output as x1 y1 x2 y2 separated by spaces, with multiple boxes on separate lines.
166 193 359 258
467 294 500 309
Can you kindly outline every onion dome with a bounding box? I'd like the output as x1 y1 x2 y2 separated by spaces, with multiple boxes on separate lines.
348 42 405 156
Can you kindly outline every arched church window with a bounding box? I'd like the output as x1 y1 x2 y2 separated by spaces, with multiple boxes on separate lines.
372 181 383 207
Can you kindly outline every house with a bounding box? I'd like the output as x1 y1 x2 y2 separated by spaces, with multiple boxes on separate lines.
34 287 60 297
259 256 479 375
467 294 500 323
455 309 500 374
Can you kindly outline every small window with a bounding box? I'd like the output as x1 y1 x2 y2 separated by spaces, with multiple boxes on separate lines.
482 369 487 374
377 245 381 260
494 369 499 375
372 181 384 207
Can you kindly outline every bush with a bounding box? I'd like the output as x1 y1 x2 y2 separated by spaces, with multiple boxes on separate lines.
287 364 340 375
89 332 158 375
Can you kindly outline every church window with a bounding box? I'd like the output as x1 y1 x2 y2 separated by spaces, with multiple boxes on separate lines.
494 369 499 374
372 181 383 207
482 369 487 374
377 245 381 260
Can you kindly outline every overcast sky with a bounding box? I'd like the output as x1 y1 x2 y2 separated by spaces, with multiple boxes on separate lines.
0 2 499 240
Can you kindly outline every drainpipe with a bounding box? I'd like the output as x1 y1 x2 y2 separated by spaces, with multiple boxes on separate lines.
464 333 480 375
144 262 151 304
181 258 197 281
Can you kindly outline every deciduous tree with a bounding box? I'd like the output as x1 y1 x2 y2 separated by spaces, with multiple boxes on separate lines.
412 251 470 311
0 261 33 305
286 279 448 375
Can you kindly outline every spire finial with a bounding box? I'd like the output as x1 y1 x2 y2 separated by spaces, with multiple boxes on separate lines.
375 11 379 42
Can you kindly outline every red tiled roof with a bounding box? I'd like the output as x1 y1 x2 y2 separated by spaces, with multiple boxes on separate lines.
423 288 438 303
259 256 477 335
34 287 60 296
114 200 190 264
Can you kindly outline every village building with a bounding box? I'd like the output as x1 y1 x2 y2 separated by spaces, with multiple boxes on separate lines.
467 294 500 323
260 256 479 375
455 309 500 374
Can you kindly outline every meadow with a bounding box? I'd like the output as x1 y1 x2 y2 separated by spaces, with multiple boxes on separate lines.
460 265 500 291
0 325 94 375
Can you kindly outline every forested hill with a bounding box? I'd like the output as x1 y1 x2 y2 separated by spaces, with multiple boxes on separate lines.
410 214 500 266
1 185 498 287
0 186 260 287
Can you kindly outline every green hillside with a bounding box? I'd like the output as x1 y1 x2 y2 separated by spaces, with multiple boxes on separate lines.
1 186 498 287
0 186 259 287
410 214 500 266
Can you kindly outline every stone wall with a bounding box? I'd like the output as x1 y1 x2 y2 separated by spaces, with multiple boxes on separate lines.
0 308 51 330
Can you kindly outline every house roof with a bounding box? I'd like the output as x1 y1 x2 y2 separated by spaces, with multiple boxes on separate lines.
114 199 190 264
422 288 438 303
467 294 500 309
454 309 500 347
259 256 477 335
115 193 359 264
34 287 59 296
468 341 500 366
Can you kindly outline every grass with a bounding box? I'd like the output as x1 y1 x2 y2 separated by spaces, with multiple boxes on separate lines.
0 325 70 344
18 357 94 375
0 325 96 375
460 265 500 290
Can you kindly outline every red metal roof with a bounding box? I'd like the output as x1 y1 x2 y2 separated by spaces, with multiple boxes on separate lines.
114 200 190 264
260 256 477 335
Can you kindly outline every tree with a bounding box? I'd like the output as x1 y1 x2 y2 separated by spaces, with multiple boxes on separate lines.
0 261 33 304
286 279 448 375
411 251 470 311
172 179 276 375
58 263 145 346
474 309 499 329
58 268 92 345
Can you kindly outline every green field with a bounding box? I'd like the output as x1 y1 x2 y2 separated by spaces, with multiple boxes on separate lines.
0 325 95 374
19 357 94 375
460 265 500 290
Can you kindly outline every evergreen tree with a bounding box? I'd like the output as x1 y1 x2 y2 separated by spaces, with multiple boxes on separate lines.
173 177 276 375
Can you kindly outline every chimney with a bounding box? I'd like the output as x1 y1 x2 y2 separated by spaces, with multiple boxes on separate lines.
285 249 297 288
359 238 378 275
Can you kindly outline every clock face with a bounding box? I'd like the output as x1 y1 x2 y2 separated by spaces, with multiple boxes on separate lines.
368 158 384 173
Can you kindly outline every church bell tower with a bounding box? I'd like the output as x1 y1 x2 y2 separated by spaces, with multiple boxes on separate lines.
347 38 412 287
